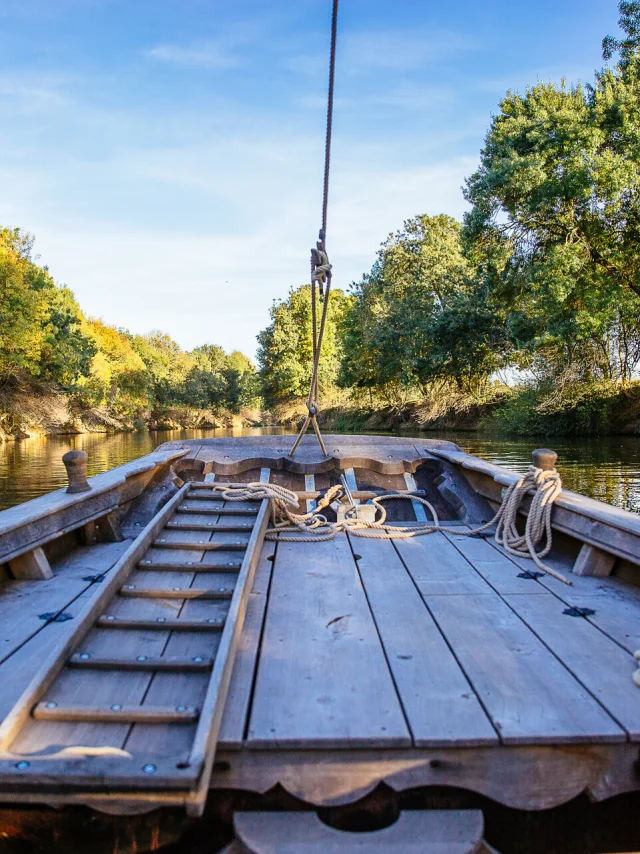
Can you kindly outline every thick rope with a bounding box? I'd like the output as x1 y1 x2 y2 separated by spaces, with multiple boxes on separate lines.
211 465 570 585
290 0 339 459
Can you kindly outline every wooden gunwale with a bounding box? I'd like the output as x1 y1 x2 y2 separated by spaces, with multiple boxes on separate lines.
0 450 189 565
427 447 640 564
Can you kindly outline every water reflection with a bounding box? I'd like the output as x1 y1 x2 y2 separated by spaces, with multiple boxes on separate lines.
0 428 282 511
0 429 639 515
446 434 640 515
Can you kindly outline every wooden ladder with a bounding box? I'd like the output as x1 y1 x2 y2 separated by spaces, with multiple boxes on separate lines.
0 480 270 816
222 810 501 853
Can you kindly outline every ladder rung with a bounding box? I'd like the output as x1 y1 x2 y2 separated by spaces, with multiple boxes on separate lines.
137 560 242 571
119 586 233 600
33 702 199 723
166 521 254 532
69 654 214 672
152 540 247 551
186 493 261 503
96 616 225 631
176 507 258 516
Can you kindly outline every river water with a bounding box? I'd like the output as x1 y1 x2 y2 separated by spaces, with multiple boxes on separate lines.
0 428 639 514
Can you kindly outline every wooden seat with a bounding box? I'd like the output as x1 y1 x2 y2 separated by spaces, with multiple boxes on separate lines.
232 810 487 853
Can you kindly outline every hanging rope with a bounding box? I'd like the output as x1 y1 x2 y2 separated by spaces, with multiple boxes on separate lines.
212 463 571 584
290 0 339 458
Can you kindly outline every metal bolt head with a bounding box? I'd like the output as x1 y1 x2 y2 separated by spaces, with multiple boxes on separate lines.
111 704 122 711
125 585 135 590
159 539 166 543
16 761 30 769
80 653 90 660
136 655 147 662
176 705 187 712
198 540 204 544
207 618 218 624
193 656 204 663
142 764 157 774
187 561 193 565
157 617 166 623
45 701 57 709
106 615 115 621
219 588 226 592
145 560 152 564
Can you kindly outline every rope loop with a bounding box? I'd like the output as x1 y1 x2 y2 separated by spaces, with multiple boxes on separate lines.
227 466 570 585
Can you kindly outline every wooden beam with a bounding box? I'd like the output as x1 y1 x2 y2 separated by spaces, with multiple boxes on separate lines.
119 586 233 600
404 472 428 522
573 543 616 577
176 507 258 517
96 616 225 631
8 547 53 581
166 521 254 532
151 540 247 551
305 474 316 513
33 702 199 724
185 498 270 817
68 654 213 672
234 810 485 854
136 560 242 572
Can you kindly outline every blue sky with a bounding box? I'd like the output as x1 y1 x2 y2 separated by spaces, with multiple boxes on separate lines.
0 0 621 357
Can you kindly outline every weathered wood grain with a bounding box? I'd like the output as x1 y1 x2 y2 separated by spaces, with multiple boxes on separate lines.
185 498 270 815
424 592 625 744
248 534 410 749
501 593 640 740
353 536 497 747
573 543 616 577
234 809 484 854
219 540 276 749
1 484 190 754
211 743 639 811
8 547 53 580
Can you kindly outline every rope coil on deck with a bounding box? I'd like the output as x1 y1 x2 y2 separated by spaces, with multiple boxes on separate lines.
212 464 571 585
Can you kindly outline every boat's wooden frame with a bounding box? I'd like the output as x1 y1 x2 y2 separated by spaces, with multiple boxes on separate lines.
0 433 638 847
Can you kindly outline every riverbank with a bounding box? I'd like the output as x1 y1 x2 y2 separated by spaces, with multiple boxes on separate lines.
0 382 260 442
3 380 640 441
308 383 640 437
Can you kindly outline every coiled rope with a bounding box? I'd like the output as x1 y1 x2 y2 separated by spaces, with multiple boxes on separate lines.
212 464 570 585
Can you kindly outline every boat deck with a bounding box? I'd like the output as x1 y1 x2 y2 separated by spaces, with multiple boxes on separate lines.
211 527 640 809
0 435 639 814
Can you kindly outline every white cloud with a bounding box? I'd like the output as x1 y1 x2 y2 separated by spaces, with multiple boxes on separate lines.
145 40 241 70
342 28 477 73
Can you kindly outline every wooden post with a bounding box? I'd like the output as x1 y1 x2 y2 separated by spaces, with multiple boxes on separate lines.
573 542 616 577
8 547 53 580
62 450 91 494
532 448 558 471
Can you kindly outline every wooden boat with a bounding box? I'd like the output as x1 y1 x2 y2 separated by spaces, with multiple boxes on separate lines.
0 433 639 854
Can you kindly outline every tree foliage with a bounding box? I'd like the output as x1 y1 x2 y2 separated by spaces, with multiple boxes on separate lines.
0 226 258 420
462 9 640 410
257 284 350 406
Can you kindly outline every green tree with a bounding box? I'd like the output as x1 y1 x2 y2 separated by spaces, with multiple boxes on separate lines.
257 285 350 406
463 31 640 400
0 228 49 378
339 215 497 398
40 286 96 388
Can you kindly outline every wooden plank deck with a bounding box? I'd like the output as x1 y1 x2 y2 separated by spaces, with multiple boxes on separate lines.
0 437 639 814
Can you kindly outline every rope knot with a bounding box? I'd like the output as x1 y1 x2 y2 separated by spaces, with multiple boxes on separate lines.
311 240 332 293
